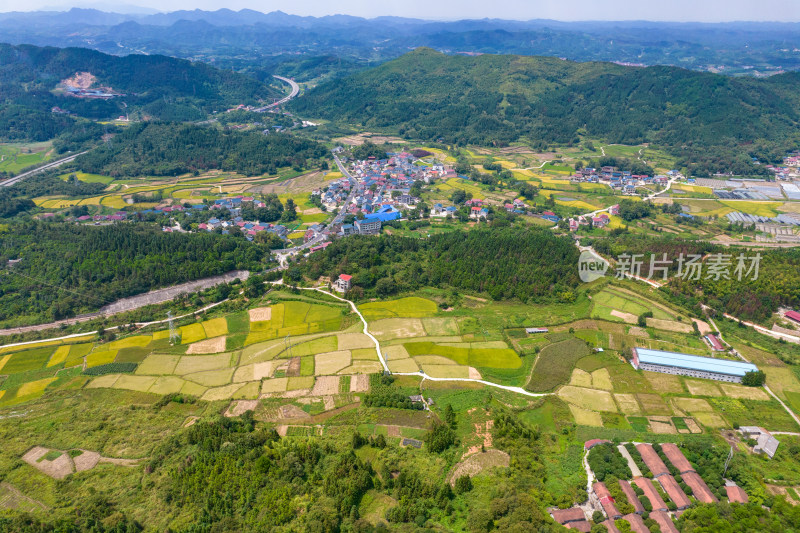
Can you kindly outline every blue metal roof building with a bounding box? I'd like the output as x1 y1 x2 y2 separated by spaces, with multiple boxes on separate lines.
364 206 401 223
632 347 758 383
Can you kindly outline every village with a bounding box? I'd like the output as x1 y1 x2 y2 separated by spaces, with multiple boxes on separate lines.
550 437 763 533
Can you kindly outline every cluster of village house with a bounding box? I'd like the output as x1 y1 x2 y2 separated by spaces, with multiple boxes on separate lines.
193 196 290 240
568 204 620 231
118 196 290 240
570 166 674 195
550 439 759 532
315 151 453 214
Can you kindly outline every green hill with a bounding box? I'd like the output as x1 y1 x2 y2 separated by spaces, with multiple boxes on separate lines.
74 122 329 177
293 48 800 174
0 43 278 141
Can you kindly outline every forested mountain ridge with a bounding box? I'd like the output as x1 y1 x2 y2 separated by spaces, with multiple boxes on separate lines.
74 122 330 177
0 43 278 141
294 48 800 173
0 222 269 325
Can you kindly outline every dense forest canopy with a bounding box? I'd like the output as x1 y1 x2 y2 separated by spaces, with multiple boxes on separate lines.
0 222 269 325
298 226 580 302
0 43 278 141
294 48 800 174
74 122 330 177
0 406 574 532
591 235 800 322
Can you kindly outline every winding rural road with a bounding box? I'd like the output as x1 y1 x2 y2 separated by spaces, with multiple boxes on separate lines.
0 151 88 187
255 75 300 111
301 287 552 398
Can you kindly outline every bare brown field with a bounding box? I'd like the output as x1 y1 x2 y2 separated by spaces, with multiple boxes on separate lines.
248 307 272 322
449 450 510 485
22 447 73 479
226 399 259 417
350 374 370 392
311 375 340 396
186 336 227 354
646 318 693 333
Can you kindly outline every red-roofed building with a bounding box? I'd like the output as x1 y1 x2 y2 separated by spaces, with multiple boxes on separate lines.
549 507 585 525
619 480 644 514
585 439 611 450
602 519 621 533
661 443 695 474
565 521 592 532
333 274 352 293
635 444 670 477
726 484 749 504
594 482 622 520
786 310 800 324
623 513 649 533
594 482 612 500
683 472 718 504
633 477 668 512
650 511 679 533
705 334 725 351
658 474 691 510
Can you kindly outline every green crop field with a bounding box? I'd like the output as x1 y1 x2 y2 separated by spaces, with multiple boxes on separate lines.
58 171 115 185
180 324 207 344
359 297 438 320
64 343 94 367
86 350 118 368
105 336 152 351
201 318 229 338
46 346 71 368
0 142 52 174
1 347 54 374
404 341 521 369
526 337 591 392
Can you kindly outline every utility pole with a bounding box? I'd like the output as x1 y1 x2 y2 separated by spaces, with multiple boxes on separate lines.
722 445 734 477
168 311 179 345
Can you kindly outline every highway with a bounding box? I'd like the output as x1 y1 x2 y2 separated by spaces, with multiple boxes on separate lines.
255 75 300 111
0 151 89 187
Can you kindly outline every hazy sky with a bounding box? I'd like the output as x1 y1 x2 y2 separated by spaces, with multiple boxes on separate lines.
10 0 800 22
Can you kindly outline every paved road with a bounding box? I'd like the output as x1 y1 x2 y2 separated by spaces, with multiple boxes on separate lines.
270 150 357 256
254 75 300 111
331 153 359 225
0 151 88 187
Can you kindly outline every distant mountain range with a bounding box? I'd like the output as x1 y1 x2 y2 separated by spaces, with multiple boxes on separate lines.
2 9 800 74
